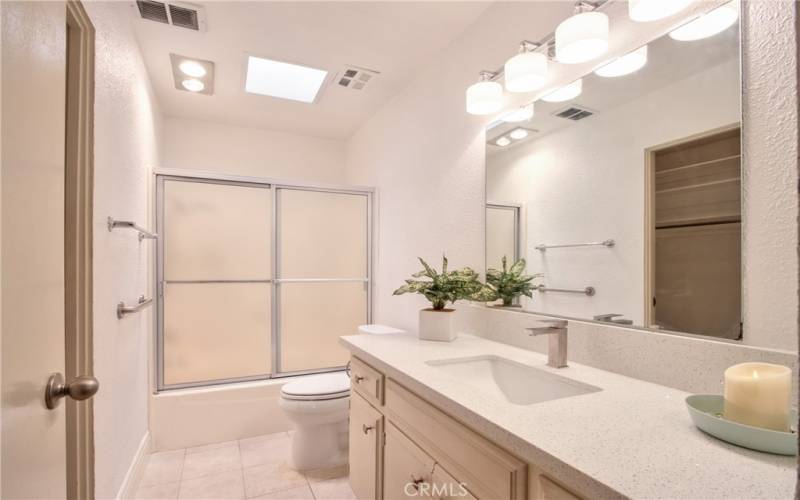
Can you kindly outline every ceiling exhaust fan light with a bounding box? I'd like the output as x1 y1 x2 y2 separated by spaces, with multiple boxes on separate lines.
181 78 205 92
595 45 648 77
496 137 511 147
502 104 535 123
466 79 503 115
504 51 548 93
541 79 583 103
509 128 529 140
178 60 207 78
628 0 692 22
669 4 739 41
555 11 609 64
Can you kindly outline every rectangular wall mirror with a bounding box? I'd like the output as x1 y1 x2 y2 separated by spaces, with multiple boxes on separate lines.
485 2 742 341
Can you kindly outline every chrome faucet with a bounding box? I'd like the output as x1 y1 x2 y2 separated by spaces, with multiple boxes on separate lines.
525 319 568 368
593 313 633 325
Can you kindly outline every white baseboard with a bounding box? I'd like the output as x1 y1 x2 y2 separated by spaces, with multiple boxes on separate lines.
116 431 152 500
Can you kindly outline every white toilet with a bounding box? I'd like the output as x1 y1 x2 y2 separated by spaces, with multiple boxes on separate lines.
279 325 405 471
279 372 351 471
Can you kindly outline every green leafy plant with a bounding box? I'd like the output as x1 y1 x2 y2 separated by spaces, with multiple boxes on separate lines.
485 256 542 307
393 255 491 310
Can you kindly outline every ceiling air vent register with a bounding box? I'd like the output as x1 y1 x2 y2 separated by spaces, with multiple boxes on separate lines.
135 1 207 32
337 66 380 90
554 105 595 121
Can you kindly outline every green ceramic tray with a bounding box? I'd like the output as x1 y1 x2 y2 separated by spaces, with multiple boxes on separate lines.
686 394 797 456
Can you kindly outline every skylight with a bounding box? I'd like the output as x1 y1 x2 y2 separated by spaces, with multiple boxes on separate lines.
245 55 328 103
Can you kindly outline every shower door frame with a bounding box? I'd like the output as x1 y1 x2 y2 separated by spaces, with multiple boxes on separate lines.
154 169 374 392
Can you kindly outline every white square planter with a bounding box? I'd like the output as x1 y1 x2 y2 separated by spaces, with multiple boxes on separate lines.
418 309 456 342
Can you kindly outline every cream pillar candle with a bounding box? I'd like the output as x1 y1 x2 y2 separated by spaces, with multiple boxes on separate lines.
723 362 792 431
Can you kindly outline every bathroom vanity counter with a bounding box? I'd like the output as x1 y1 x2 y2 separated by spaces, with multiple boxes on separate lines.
340 333 795 499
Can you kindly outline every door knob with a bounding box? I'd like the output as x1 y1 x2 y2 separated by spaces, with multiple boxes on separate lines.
45 372 99 409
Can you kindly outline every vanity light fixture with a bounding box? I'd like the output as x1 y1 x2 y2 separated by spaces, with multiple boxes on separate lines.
541 79 583 103
509 128 529 140
669 3 739 42
502 103 535 123
628 0 692 22
594 45 648 77
178 60 207 78
466 71 503 115
504 42 548 93
555 2 609 64
181 78 205 92
495 137 511 147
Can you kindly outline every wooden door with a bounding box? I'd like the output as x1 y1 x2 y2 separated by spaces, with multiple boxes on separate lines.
350 392 384 500
644 125 742 338
1 1 96 497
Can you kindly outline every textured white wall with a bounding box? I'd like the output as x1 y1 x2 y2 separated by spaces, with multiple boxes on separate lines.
740 0 799 351
344 2 571 330
162 117 347 184
347 2 798 352
83 3 162 498
487 59 740 326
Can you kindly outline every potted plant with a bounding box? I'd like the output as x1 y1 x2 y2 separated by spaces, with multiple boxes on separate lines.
485 256 542 307
393 255 489 341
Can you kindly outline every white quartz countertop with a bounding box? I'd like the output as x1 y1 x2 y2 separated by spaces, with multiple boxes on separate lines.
340 333 796 500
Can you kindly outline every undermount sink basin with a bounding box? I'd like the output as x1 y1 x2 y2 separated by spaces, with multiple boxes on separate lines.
426 355 601 405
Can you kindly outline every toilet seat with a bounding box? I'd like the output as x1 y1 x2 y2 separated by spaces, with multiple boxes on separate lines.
280 372 350 401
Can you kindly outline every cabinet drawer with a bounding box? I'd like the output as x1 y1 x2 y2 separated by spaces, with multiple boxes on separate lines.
383 422 435 500
385 379 526 500
350 356 385 407
349 392 383 500
537 475 583 500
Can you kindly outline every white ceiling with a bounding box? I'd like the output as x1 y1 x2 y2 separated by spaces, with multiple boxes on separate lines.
130 1 491 139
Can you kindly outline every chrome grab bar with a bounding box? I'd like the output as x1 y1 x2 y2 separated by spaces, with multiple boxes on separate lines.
535 239 614 251
537 284 595 296
117 295 153 319
107 217 158 241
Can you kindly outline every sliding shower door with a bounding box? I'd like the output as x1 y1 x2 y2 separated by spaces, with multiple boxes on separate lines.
156 175 372 390
276 188 369 374
160 178 273 387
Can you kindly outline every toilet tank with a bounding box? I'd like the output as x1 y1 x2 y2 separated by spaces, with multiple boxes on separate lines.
357 324 405 335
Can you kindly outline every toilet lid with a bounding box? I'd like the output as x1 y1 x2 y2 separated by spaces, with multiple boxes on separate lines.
281 372 350 401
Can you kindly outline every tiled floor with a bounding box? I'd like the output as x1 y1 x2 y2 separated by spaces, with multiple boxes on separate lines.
135 432 355 500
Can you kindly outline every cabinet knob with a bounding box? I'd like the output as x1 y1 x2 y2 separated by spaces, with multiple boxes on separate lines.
354 375 365 383
362 424 374 434
409 475 426 491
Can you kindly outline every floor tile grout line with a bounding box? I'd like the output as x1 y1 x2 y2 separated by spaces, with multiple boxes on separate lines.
175 448 187 500
307 476 317 500
239 439 248 499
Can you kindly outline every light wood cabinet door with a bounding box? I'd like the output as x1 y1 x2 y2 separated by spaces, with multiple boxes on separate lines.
431 464 477 500
383 422 436 500
350 392 384 500
537 475 582 500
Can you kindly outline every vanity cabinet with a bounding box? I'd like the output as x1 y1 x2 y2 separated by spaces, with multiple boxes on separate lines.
350 356 385 407
350 390 384 500
348 356 578 500
383 422 434 499
535 475 582 500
